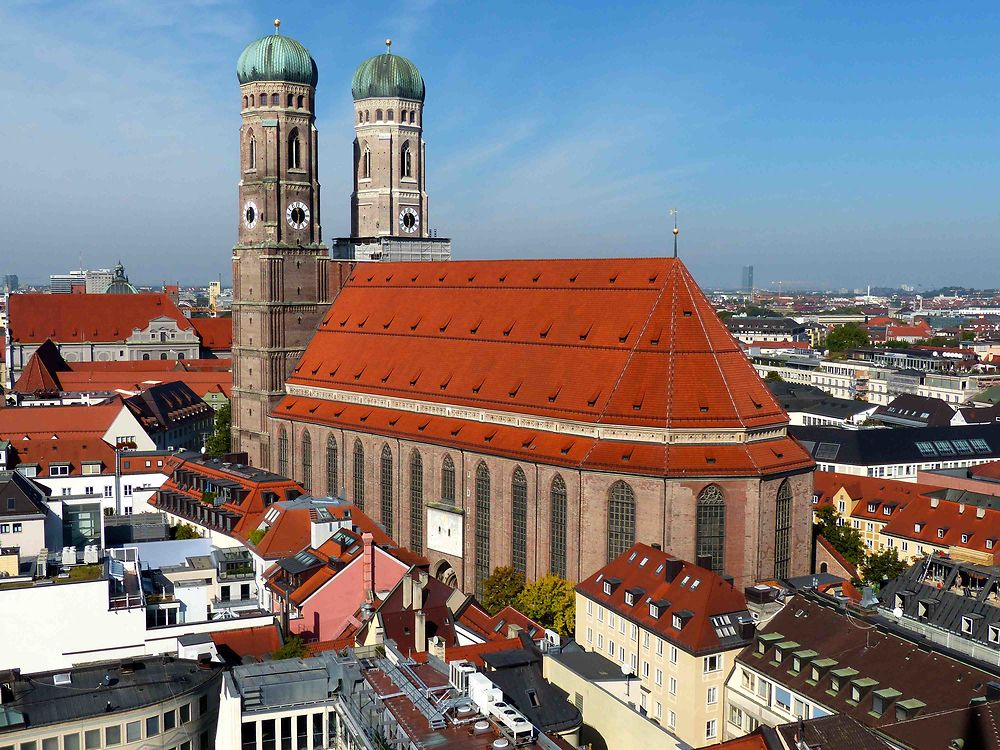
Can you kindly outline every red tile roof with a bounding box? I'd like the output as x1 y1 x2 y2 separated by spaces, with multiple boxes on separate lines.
210 624 282 662
0 400 123 438
275 396 812 478
812 471 941 518
190 317 233 351
285 258 788 431
445 638 524 667
8 293 190 343
7 437 117 477
576 542 751 654
880 496 1000 557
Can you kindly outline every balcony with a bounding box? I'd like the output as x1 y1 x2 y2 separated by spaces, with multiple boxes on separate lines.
212 596 259 610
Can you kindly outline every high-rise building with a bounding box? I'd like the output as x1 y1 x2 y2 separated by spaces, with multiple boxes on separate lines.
230 22 331 468
2 275 18 293
741 264 754 294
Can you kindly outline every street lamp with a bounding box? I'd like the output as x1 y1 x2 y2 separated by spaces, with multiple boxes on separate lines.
621 664 633 698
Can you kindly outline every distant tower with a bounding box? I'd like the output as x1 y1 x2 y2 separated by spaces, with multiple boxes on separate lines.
742 265 754 295
231 21 330 468
350 40 428 238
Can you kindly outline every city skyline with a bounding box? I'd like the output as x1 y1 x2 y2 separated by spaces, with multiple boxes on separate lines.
2 1 1000 288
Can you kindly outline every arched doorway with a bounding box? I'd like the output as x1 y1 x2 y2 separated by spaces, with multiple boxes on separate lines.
432 559 458 589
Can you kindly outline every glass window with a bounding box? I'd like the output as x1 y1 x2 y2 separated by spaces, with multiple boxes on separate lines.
696 484 726 574
607 481 636 562
42 741 58 750
126 722 141 742
380 444 393 531
774 480 793 579
20 743 37 750
164 709 176 731
441 455 456 505
511 468 528 575
199 695 208 715
550 474 568 577
63 736 80 750
301 432 312 491
105 726 121 746
475 462 491 597
409 451 424 554
84 730 100 750
146 716 160 737
352 440 365 511
326 437 338 496
277 428 288 477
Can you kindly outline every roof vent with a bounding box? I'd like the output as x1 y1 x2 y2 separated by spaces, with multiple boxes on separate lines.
53 673 72 686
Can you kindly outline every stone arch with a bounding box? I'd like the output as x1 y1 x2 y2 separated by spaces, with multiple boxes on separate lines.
432 559 458 588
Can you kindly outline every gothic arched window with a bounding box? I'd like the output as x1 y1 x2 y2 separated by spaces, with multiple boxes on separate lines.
441 455 456 506
271 93 279 106
401 142 412 179
297 95 304 108
365 110 370 122
375 109 383 122
475 462 491 597
387 109 394 121
286 93 293 107
550 475 567 578
696 485 726 575
409 110 415 124
288 129 301 170
607 481 635 563
775 480 793 579
352 439 365 511
277 428 288 478
301 432 312 492
380 444 393 531
511 468 528 575
248 131 256 170
358 111 363 123
362 147 371 179
242 95 248 109
410 451 423 554
326 436 338 496
249 94 255 107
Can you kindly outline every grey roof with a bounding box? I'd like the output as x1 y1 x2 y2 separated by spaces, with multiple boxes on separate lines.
0 657 222 732
767 382 874 419
772 713 892 749
872 394 955 428
484 646 582 734
231 652 361 711
548 650 629 683
791 423 1000 466
178 632 214 646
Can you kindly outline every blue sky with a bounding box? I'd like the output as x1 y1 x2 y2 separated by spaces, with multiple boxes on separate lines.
3 1 1000 290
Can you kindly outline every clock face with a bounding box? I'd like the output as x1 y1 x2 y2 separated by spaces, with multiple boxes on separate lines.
286 201 310 230
243 201 258 229
399 206 419 234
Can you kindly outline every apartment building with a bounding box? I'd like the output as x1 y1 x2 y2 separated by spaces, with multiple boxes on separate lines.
575 542 754 747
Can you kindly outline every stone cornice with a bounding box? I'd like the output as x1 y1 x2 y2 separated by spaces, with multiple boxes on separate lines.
283 382 788 445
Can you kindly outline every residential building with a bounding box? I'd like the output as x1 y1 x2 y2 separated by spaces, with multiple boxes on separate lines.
6 293 202 381
218 640 575 750
0 657 222 750
711 713 892 749
767 381 877 427
724 591 1000 748
0 470 51 564
123 380 214 449
726 316 809 345
792 424 1000 480
575 542 755 747
870 393 956 428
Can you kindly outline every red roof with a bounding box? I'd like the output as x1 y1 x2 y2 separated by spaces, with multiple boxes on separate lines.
8 293 191 343
812 471 941 517
816 534 859 579
885 323 933 340
210 624 282 662
880 496 1000 556
0 400 123 438
276 396 812 478
576 542 750 654
8 437 117 477
285 258 787 431
445 638 524 667
190 317 233 351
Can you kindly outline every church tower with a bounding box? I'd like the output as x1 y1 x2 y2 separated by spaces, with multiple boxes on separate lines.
350 41 429 239
231 21 330 468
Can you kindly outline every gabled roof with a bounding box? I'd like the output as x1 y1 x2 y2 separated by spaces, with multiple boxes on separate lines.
880 496 1000 554
13 340 66 392
211 624 283 664
190 317 233 351
124 381 213 431
8 292 191 343
872 394 955 428
792 424 1000 466
0 400 123 439
286 258 787 431
576 542 752 654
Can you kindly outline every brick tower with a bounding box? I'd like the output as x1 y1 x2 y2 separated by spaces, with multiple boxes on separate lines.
231 20 330 468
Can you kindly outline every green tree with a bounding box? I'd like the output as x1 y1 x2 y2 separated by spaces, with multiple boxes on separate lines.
814 505 866 567
481 566 526 615
861 547 907 589
271 635 309 660
514 574 576 637
764 371 784 384
826 323 870 353
248 527 267 546
961 331 976 341
204 401 232 457
171 523 201 540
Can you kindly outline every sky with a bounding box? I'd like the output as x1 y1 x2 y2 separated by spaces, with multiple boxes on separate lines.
2 1 1000 291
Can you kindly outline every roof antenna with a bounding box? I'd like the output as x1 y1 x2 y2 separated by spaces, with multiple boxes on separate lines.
670 208 679 259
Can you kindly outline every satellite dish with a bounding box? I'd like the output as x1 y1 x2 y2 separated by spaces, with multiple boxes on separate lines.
893 607 903 619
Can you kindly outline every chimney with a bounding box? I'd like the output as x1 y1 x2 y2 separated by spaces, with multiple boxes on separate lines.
402 573 413 610
362 533 375 599
978 507 987 519
414 609 427 653
507 623 523 639
931 498 939 508
413 571 428 610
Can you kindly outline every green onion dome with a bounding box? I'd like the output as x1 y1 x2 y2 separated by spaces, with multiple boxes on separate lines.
352 41 424 102
237 21 318 87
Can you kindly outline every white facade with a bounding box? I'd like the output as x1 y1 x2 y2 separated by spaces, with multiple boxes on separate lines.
723 661 833 741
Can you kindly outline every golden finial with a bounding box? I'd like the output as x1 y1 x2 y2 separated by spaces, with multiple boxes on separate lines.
273 19 281 33
670 208 679 258
386 38 392 52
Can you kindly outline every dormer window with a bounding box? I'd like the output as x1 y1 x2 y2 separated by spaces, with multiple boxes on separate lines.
625 591 634 606
962 616 974 635
851 685 862 702
672 614 682 630
883 506 892 516
604 581 612 596
868 502 877 513
914 523 924 533
937 528 945 539
757 640 766 655
962 533 970 544
989 540 996 550
650 602 661 618
792 656 801 673
989 625 1000 644
811 666 819 682
831 676 841 693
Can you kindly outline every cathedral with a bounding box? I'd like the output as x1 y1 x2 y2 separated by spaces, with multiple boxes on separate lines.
231 24 815 593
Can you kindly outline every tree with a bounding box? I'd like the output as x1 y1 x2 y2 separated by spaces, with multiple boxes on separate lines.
764 371 784 384
826 323 869 353
271 635 309 660
514 574 576 637
171 523 201 540
861 547 907 589
204 401 232 457
814 505 865 567
248 527 267 546
481 566 525 615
